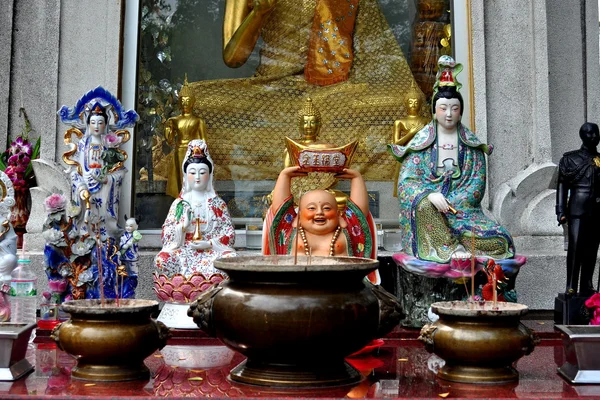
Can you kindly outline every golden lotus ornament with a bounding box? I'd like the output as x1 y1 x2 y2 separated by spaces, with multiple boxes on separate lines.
285 137 358 173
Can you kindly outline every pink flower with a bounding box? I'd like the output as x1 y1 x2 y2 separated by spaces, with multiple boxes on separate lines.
48 279 68 293
102 132 122 148
8 137 32 157
44 193 67 213
585 293 600 308
585 293 600 325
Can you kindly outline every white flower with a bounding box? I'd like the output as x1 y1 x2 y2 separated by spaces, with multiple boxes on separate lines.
66 203 81 218
71 240 94 257
43 228 64 245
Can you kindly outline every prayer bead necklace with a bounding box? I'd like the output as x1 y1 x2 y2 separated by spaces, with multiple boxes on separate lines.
298 225 341 256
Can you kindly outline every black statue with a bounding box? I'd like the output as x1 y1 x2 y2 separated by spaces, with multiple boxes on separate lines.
556 122 600 296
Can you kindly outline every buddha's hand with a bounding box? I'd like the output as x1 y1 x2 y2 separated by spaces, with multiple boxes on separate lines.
250 0 278 13
190 240 212 250
427 192 450 213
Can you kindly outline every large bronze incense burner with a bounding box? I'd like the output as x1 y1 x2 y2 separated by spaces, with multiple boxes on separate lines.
419 301 539 384
52 299 170 381
188 255 403 388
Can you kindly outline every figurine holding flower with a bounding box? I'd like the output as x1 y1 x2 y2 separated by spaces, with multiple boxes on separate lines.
41 87 139 301
119 216 142 297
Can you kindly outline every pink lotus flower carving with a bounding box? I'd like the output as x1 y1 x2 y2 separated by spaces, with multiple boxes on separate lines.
153 272 226 303
48 279 68 293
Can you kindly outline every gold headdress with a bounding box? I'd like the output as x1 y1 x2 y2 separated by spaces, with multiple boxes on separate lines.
405 81 423 102
179 73 194 100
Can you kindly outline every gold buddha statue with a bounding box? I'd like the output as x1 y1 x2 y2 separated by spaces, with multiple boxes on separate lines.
285 98 343 204
391 83 430 196
164 75 207 198
188 0 428 182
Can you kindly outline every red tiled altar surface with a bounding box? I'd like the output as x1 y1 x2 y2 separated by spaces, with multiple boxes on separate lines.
4 321 599 400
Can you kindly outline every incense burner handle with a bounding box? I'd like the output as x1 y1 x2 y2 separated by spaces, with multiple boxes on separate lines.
371 283 404 337
519 322 540 355
188 284 223 337
50 322 64 350
418 324 438 353
152 320 171 349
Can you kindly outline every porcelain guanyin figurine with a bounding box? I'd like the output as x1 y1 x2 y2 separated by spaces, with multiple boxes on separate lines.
42 87 139 301
388 56 526 326
154 139 236 328
0 171 17 321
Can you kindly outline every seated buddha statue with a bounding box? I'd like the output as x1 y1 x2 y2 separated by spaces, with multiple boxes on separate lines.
392 82 430 197
163 75 207 198
188 0 428 182
284 97 339 202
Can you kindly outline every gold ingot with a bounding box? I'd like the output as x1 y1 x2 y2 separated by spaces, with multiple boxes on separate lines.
285 137 358 173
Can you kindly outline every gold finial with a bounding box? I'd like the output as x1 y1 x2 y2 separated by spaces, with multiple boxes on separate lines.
298 97 321 127
179 73 193 99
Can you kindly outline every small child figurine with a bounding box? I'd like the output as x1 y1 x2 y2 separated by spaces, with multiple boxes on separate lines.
120 216 142 277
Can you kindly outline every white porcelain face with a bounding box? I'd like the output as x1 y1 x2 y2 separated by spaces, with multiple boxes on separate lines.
89 115 107 137
125 218 138 233
186 163 210 192
435 98 461 131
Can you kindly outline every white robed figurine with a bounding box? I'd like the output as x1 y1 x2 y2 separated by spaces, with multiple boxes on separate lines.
154 140 236 328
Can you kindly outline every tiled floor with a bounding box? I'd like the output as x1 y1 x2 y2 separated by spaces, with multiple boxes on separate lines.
2 321 598 399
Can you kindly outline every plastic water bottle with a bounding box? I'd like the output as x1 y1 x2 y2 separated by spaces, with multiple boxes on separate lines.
9 257 37 325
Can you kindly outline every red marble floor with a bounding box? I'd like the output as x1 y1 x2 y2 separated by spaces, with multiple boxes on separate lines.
2 321 598 400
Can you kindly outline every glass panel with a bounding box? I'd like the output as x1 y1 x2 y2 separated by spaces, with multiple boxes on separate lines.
134 0 453 230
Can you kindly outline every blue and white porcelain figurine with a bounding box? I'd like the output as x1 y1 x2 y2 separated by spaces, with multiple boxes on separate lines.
43 87 139 301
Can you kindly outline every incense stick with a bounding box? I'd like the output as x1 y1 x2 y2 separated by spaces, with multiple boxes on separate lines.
470 226 475 302
492 272 498 307
96 226 105 307
294 193 303 265
268 225 278 264
294 224 300 265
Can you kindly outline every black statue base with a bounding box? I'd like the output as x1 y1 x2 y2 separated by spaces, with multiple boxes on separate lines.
554 293 591 325
396 268 464 328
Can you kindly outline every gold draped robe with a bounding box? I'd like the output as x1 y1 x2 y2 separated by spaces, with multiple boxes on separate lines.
190 0 427 181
